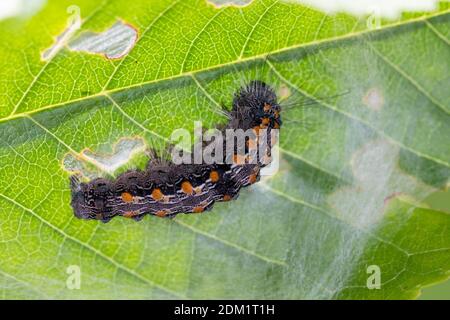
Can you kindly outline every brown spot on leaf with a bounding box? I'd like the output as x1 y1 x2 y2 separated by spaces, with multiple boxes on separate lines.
363 87 384 111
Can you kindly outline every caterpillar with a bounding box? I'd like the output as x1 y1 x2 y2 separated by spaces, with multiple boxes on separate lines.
70 80 282 222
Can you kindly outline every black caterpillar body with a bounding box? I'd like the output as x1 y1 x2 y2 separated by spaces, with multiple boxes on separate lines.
70 81 282 222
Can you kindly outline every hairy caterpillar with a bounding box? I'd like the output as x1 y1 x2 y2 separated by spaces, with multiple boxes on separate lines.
70 81 282 222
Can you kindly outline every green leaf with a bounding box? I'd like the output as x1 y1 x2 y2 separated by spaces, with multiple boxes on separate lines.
0 0 449 299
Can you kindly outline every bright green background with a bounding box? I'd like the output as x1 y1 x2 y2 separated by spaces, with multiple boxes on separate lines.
0 0 449 299
421 190 450 300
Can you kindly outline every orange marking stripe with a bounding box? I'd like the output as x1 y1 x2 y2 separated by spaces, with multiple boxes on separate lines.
181 181 194 195
209 170 219 183
151 188 164 201
121 192 134 203
123 211 137 218
155 210 168 217
249 173 257 184
193 206 204 213
261 117 270 125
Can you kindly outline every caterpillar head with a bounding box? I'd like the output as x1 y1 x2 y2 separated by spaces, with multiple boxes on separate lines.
70 176 114 223
230 80 282 131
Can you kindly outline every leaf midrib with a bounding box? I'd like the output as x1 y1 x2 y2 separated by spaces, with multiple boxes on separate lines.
3 9 448 125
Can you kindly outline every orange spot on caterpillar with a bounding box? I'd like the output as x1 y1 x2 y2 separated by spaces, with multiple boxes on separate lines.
151 188 164 201
69 81 281 223
261 118 270 125
155 210 168 217
181 181 194 195
209 170 219 183
193 206 204 213
121 192 134 203
123 211 138 218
